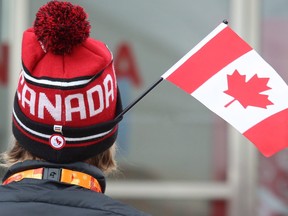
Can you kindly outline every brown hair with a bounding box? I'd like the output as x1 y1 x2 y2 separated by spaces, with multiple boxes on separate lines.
2 140 117 175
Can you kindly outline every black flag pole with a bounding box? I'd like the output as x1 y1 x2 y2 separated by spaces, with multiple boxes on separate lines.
115 20 228 121
115 77 164 121
223 19 228 24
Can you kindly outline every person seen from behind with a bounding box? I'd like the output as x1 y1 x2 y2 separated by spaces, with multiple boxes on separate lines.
0 1 150 215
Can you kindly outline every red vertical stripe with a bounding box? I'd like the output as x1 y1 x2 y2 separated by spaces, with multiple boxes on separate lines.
166 27 252 94
0 43 9 85
243 108 288 157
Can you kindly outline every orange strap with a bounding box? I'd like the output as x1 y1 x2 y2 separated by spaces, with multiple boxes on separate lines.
2 167 102 193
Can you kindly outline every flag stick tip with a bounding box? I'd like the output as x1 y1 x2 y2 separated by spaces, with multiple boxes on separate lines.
223 19 229 24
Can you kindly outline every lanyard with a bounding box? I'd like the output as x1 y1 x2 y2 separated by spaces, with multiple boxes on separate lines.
2 167 102 193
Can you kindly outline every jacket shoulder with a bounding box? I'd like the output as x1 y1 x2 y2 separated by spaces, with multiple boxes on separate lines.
0 183 150 216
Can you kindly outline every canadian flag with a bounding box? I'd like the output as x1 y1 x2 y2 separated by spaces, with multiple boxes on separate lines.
162 22 288 157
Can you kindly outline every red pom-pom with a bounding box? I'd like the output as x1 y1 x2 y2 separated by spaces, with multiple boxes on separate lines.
34 1 91 55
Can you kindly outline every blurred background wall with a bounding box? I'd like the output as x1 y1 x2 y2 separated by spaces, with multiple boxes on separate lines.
0 0 288 215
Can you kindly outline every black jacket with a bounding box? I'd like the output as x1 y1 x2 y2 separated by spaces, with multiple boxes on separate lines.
0 160 150 216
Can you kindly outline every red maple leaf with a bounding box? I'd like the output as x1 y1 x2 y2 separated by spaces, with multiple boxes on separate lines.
224 70 273 108
55 137 62 145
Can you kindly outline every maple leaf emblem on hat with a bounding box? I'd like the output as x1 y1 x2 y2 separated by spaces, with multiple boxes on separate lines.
224 70 274 109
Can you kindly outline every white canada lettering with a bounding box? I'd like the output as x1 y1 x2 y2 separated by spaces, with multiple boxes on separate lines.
17 72 25 100
87 85 104 117
103 74 114 108
21 84 36 115
65 94 86 121
38 93 61 121
18 74 115 122
20 72 25 85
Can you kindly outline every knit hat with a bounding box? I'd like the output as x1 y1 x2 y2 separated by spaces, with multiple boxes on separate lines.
12 1 123 163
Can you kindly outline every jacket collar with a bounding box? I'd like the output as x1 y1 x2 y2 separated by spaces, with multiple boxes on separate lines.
2 160 106 193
